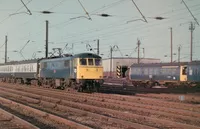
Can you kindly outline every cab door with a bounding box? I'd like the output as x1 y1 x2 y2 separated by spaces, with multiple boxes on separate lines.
180 65 187 81
70 58 77 79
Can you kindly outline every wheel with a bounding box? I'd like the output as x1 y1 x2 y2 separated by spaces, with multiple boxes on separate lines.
78 87 83 92
60 86 65 90
154 82 159 86
145 81 152 88
94 82 100 92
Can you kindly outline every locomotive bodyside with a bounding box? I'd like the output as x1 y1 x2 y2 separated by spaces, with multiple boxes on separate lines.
39 56 73 79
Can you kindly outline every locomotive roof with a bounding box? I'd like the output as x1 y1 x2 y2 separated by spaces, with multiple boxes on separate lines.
40 53 101 62
73 53 101 58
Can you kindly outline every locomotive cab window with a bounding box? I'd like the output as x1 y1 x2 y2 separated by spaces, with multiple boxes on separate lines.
80 58 87 65
95 58 101 66
88 59 94 65
182 66 187 75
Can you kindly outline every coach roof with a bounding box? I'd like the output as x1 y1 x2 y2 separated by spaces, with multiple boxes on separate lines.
130 62 189 67
0 59 39 66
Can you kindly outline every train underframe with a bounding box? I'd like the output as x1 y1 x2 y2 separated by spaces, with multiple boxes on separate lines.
130 80 199 88
0 77 102 92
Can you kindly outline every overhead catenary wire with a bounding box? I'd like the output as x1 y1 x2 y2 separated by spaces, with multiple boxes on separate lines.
53 2 200 32
181 0 199 25
20 1 200 43
0 43 5 49
39 2 200 30
0 0 33 25
16 0 68 28
48 0 67 10
49 0 129 28
76 0 92 20
1 0 198 61
54 4 200 44
58 9 200 45
52 9 198 59
90 0 128 13
53 13 198 57
52 14 197 48
9 0 32 16
10 0 70 41
130 0 148 23
20 0 32 15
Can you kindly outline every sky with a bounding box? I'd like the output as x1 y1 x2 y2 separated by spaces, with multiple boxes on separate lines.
0 0 200 63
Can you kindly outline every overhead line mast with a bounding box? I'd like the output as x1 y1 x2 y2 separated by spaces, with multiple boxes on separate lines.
5 36 8 63
170 27 173 63
137 39 141 64
45 20 49 58
189 22 195 62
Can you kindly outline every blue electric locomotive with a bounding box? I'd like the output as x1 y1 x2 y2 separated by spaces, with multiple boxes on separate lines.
39 53 103 91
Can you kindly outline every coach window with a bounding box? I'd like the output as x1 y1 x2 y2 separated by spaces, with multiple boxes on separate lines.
88 58 94 65
30 65 33 72
144 68 148 75
162 68 166 75
171 68 176 75
154 68 158 75
17 66 20 72
24 66 27 72
80 58 87 65
141 68 144 74
137 68 141 75
149 68 153 75
27 65 30 71
166 69 170 75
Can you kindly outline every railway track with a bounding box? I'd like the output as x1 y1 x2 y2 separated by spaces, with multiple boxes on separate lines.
0 82 200 129
103 78 200 94
0 107 38 129
135 93 200 104
0 96 90 129
0 83 153 129
101 84 200 95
